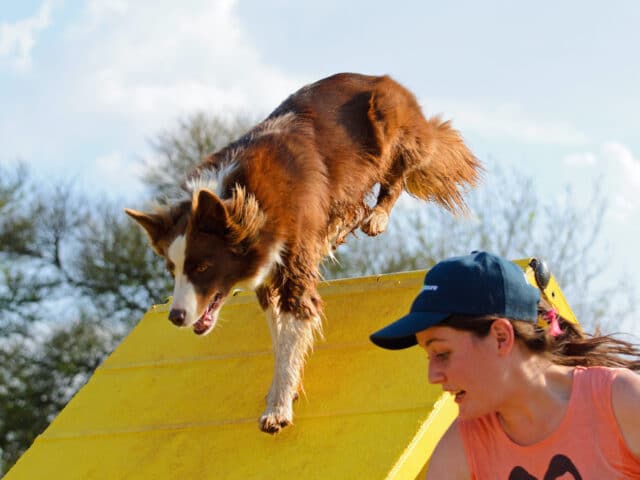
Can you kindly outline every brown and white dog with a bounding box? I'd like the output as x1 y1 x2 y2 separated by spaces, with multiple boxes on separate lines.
125 73 480 433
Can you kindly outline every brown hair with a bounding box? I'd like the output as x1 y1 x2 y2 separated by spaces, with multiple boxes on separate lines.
440 312 640 372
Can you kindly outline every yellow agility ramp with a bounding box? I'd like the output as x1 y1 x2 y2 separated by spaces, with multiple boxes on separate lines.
6 261 576 479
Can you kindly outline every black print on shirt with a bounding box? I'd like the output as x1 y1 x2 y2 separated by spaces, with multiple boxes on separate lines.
508 454 582 480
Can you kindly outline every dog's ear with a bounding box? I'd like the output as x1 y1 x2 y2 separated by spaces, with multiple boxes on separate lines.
192 189 231 236
125 208 169 248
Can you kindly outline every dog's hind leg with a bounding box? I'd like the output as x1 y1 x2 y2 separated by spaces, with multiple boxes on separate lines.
361 180 403 236
361 118 481 236
359 81 412 237
328 201 371 247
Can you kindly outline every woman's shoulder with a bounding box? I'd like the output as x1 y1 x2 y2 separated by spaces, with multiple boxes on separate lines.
426 420 470 480
611 368 640 459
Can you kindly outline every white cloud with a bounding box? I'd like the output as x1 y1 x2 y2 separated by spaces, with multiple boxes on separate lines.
564 142 640 222
0 1 53 71
89 0 129 17
563 152 597 167
424 99 589 146
92 150 145 197
63 0 304 133
95 150 127 177
601 142 640 222
601 142 640 189
1 0 307 193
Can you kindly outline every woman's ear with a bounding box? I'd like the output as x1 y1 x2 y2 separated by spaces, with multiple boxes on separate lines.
490 318 515 356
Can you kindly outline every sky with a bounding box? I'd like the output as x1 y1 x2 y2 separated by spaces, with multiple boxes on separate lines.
1 0 639 329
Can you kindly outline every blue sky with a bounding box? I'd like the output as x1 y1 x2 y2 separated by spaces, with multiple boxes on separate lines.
2 1 640 329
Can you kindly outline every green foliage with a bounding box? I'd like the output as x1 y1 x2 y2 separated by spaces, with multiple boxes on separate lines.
0 173 169 333
141 112 255 200
0 318 119 472
1 164 61 332
72 201 171 324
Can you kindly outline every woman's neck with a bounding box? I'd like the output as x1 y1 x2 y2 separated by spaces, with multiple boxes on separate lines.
495 353 575 446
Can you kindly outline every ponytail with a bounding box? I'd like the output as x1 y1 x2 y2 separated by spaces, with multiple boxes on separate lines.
440 312 640 372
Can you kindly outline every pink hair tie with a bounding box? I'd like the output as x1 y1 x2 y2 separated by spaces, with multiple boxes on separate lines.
543 309 563 337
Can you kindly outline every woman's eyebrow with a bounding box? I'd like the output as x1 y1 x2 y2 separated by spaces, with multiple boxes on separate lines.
424 338 447 347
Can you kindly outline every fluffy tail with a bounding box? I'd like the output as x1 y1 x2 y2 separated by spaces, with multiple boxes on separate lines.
403 116 481 213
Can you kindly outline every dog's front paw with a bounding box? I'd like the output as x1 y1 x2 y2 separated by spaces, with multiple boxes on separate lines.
259 405 293 434
361 207 389 236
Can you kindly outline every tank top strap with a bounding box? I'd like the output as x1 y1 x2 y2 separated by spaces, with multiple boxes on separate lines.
573 365 618 423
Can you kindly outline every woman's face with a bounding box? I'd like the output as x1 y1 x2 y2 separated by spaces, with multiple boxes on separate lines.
416 325 506 419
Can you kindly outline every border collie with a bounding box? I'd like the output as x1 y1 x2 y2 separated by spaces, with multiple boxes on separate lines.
126 73 480 433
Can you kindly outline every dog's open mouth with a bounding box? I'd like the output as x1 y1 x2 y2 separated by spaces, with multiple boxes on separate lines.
193 292 224 336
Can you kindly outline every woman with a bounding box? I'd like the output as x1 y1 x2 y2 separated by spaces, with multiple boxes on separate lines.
370 251 640 479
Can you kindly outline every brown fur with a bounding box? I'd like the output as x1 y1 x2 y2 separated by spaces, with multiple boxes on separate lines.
126 73 481 433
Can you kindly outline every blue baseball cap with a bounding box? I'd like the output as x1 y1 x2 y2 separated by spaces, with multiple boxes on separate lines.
370 251 540 350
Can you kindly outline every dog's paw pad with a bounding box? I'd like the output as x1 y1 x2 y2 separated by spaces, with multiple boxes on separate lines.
361 208 389 236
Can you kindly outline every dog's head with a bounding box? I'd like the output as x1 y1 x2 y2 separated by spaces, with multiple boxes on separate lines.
126 187 276 335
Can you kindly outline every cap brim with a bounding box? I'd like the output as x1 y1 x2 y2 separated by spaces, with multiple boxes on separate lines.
369 311 450 350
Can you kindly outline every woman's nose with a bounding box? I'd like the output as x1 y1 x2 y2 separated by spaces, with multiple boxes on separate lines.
428 361 445 384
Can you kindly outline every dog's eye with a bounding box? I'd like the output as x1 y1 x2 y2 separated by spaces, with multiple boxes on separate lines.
196 264 208 273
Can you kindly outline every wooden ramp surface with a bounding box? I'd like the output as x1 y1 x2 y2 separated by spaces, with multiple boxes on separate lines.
6 260 575 479
6 271 457 479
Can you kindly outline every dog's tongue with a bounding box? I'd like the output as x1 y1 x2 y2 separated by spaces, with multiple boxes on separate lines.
193 315 212 335
192 294 223 335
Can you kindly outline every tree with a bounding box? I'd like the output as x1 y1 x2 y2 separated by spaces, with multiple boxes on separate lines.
141 112 255 200
72 200 171 324
0 165 168 334
0 163 49 332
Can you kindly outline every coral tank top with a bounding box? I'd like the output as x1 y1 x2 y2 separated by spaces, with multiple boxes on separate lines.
458 366 640 479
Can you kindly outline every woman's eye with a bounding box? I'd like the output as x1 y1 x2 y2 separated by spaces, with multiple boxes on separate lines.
432 352 450 361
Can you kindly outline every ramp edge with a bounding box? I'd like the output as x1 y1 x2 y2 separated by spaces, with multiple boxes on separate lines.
385 393 458 480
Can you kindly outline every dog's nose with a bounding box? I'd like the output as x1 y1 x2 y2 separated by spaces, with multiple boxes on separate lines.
168 308 186 326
